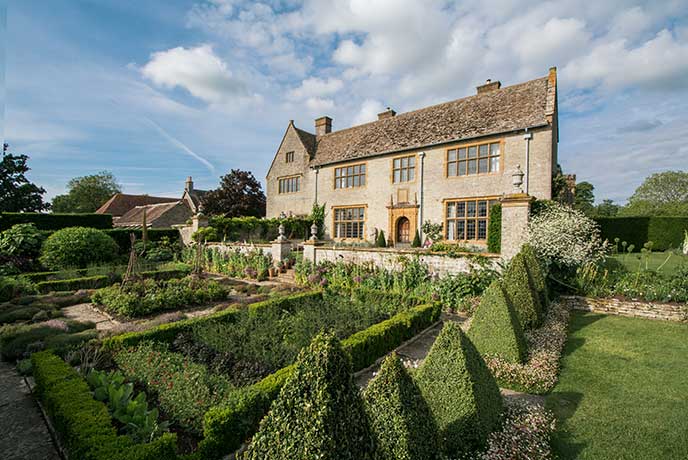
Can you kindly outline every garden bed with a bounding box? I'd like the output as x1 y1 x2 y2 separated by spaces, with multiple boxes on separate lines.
53 290 442 459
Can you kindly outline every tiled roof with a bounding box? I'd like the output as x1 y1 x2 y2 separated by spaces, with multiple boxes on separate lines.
184 189 209 212
96 193 178 217
114 201 184 227
294 126 316 158
309 74 555 166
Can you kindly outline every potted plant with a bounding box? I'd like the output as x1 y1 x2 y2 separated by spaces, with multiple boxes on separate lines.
268 266 278 277
277 260 286 273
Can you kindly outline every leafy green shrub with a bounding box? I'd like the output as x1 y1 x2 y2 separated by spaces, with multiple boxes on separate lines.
0 223 45 258
30 351 177 460
208 215 313 242
0 319 96 360
104 228 180 255
92 276 228 318
487 202 502 253
520 244 549 309
468 280 527 364
0 212 113 231
376 230 387 247
614 266 688 303
242 332 375 460
363 353 438 460
0 276 37 302
503 253 543 330
114 342 234 433
183 246 272 281
411 229 421 248
0 305 43 323
192 227 219 243
416 322 503 457
40 227 119 269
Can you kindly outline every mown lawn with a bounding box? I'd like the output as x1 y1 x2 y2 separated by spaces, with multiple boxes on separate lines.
608 250 687 273
547 311 688 460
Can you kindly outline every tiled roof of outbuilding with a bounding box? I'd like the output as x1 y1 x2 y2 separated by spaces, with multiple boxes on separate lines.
96 193 178 217
308 73 555 167
114 201 184 228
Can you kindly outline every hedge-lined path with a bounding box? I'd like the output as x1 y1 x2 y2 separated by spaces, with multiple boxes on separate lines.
0 362 60 460
62 303 119 331
354 312 469 388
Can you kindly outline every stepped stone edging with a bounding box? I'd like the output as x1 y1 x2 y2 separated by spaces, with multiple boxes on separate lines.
562 295 687 322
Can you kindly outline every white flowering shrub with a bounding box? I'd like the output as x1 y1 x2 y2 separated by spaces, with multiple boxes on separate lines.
527 203 608 269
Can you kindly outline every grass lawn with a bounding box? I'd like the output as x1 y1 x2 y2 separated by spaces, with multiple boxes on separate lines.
608 250 687 273
547 311 688 459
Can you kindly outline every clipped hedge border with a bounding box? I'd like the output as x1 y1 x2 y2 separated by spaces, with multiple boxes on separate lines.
34 268 191 294
595 216 688 252
0 212 113 231
196 302 442 459
30 351 177 460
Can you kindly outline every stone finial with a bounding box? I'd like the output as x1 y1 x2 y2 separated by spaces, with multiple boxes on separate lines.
310 222 318 241
512 164 525 193
277 223 287 241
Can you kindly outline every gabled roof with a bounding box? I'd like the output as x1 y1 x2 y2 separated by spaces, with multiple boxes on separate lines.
96 193 178 217
307 72 556 167
183 189 209 213
294 126 316 158
114 201 186 228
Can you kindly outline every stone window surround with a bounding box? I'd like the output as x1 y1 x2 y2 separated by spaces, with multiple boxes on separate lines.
285 151 295 163
391 153 417 184
334 162 367 190
278 175 301 194
445 139 504 178
332 204 367 240
443 195 499 242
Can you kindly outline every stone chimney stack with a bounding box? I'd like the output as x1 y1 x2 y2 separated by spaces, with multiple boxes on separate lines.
377 107 396 120
185 176 194 192
315 116 332 136
477 79 501 94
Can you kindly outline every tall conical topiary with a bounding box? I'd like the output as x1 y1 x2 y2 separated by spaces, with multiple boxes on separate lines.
242 332 375 460
520 244 549 309
468 280 527 364
411 229 421 248
416 322 503 457
503 252 543 330
363 353 439 460
376 230 387 248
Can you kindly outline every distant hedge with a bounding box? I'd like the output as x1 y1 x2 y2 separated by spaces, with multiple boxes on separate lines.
595 216 688 251
208 215 313 242
0 213 113 231
103 228 180 253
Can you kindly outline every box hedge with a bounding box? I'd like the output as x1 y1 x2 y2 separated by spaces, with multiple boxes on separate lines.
467 280 527 364
503 252 543 330
34 268 191 294
595 216 688 252
416 322 503 457
195 302 441 459
487 202 502 254
520 244 549 309
0 212 113 231
242 332 375 460
363 353 439 460
30 351 177 460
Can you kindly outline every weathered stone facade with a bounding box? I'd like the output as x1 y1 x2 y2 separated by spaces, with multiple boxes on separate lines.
266 69 558 251
562 296 688 322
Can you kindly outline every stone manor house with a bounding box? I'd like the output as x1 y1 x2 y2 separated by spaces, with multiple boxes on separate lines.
266 68 558 247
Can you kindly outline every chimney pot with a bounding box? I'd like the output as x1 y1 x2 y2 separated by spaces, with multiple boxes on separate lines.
377 107 397 120
185 176 194 192
315 116 332 135
477 80 501 94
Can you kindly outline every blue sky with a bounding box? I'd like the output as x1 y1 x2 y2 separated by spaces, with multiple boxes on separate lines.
1 0 687 203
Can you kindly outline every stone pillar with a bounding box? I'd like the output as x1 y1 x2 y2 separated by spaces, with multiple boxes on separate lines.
500 193 534 260
303 241 317 264
191 214 208 233
272 240 292 265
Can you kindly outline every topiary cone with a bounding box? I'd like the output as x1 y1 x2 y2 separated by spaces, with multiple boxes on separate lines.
503 252 544 330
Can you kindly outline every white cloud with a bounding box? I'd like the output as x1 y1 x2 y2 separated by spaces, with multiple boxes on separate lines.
304 97 334 114
140 44 249 105
287 77 343 100
352 99 385 125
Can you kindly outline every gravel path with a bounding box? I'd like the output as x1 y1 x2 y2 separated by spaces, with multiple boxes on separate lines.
0 362 60 460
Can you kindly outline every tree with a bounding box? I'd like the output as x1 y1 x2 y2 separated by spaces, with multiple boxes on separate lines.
0 143 49 212
620 171 688 216
201 169 266 217
573 181 595 215
592 199 619 217
51 171 121 213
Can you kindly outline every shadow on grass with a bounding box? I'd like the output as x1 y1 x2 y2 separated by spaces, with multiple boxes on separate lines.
546 391 586 460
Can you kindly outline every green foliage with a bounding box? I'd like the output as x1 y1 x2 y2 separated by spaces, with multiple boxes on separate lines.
411 229 421 247
468 280 527 364
573 181 595 215
421 220 443 243
184 246 272 280
503 253 543 330
0 223 45 258
201 169 266 218
0 320 96 360
416 322 503 456
192 227 218 243
242 332 375 460
363 353 439 460
0 145 49 212
376 230 387 247
0 276 37 302
521 243 550 309
104 228 180 254
623 170 688 216
92 276 228 318
51 171 121 213
40 227 119 269
0 212 113 231
31 267 189 294
595 216 688 252
30 351 178 460
86 369 169 443
209 215 312 242
310 202 326 239
487 202 502 253
591 199 620 217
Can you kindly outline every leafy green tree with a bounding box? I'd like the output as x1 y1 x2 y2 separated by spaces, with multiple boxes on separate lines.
201 169 266 217
51 171 121 213
592 199 620 217
0 143 49 212
619 171 688 216
573 181 595 215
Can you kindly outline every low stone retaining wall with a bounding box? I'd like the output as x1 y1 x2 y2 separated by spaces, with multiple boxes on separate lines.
562 295 687 322
308 246 499 276
206 242 273 256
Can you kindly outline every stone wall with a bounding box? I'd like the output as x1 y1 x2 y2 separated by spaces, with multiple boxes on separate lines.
310 246 499 277
206 242 273 257
562 295 687 322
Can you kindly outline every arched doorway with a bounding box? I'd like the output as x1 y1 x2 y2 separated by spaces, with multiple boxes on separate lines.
396 217 410 244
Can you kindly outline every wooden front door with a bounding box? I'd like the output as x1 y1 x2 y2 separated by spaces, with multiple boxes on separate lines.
397 217 410 243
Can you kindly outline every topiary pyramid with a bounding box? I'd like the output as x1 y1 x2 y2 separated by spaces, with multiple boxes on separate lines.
468 280 527 364
242 332 375 460
411 229 421 248
416 322 503 457
376 230 387 248
503 252 543 330
520 244 550 309
363 353 439 460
